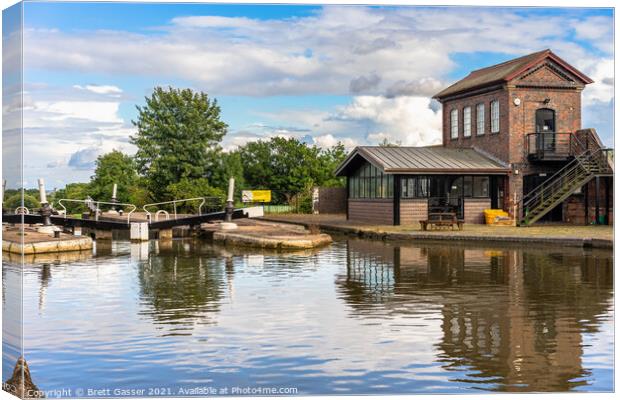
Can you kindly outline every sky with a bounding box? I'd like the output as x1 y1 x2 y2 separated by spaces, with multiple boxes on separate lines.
2 3 615 189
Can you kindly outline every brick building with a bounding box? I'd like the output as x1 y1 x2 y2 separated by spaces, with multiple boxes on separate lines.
335 50 613 225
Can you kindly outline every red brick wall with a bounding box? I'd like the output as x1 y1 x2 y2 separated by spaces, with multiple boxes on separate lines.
442 87 510 163
464 198 491 224
348 199 393 225
439 60 588 220
400 199 428 225
564 178 613 225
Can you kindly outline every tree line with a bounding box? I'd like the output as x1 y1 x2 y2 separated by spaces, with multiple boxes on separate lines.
5 87 347 212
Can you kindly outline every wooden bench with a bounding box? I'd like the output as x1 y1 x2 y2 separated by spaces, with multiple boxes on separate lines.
419 212 464 231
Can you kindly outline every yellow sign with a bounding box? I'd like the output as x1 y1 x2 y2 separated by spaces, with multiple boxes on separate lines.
242 190 271 203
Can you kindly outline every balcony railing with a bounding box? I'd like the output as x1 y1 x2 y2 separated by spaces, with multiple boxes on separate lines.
526 132 574 161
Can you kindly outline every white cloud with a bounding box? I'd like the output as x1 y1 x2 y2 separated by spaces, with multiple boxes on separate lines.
29 101 123 125
23 7 612 99
73 84 123 95
581 58 614 106
313 134 357 150
332 96 442 147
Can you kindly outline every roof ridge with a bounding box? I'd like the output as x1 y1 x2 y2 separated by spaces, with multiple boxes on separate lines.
469 49 549 74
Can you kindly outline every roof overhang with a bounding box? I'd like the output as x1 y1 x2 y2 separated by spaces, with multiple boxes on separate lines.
334 147 385 176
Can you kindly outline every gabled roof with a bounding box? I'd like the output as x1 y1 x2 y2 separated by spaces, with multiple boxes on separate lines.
335 146 509 176
433 49 593 100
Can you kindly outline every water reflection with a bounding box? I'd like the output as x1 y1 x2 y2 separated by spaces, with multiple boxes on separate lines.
336 239 613 391
138 240 227 334
3 237 613 394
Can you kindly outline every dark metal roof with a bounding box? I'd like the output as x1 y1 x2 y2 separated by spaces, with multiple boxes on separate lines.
335 146 510 176
433 49 593 100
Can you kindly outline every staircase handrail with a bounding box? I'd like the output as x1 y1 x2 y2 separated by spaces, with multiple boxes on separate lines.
520 147 611 215
521 150 589 207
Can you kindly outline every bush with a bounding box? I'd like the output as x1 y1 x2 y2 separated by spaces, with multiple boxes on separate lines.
4 193 40 212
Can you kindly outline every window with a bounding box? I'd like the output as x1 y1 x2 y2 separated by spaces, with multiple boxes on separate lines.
473 176 489 197
463 106 471 137
490 100 499 133
400 177 429 199
463 176 473 197
476 103 484 135
348 161 393 199
450 109 458 139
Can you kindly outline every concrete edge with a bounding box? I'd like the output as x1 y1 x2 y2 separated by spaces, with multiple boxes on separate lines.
258 217 613 249
2 237 93 254
212 231 332 250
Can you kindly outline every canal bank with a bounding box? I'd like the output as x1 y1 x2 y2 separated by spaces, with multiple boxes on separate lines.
259 214 613 249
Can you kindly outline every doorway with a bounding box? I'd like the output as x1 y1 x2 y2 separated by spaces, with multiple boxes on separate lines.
535 108 556 152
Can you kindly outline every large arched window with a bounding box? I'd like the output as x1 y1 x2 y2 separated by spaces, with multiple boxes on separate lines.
535 108 555 133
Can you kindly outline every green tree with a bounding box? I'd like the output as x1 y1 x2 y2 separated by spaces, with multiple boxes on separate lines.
50 183 92 214
166 178 225 212
316 142 347 188
210 150 245 196
238 137 347 202
239 137 320 202
90 150 139 204
4 193 40 212
131 87 228 200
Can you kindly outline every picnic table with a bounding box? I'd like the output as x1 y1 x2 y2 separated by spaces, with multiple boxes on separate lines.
419 212 464 231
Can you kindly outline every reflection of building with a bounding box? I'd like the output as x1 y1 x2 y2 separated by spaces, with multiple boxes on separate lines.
337 239 613 391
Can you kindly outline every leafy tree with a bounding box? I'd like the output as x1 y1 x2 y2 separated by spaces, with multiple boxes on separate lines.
210 150 246 197
378 138 401 147
131 87 228 200
238 137 347 202
50 183 92 214
166 178 225 212
90 150 139 204
4 193 40 212
316 142 347 188
239 137 319 202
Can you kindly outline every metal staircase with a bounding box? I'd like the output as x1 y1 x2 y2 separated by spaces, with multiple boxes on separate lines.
520 134 613 226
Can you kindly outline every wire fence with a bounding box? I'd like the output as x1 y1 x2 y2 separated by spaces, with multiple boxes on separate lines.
241 190 313 214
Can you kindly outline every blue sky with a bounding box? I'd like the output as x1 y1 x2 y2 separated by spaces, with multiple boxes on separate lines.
3 3 614 188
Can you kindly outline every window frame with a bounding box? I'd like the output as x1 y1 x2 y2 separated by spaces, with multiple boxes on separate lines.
490 100 500 134
463 106 472 138
450 109 459 139
476 103 485 136
473 176 490 198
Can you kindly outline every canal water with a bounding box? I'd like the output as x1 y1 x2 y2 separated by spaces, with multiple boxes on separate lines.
2 237 614 395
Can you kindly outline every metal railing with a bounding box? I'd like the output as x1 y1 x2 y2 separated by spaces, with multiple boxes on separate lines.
142 197 221 223
520 148 613 225
57 198 137 224
526 132 573 159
